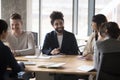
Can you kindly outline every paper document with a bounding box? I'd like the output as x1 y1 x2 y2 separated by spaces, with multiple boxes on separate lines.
50 54 64 58
24 55 51 59
38 62 65 68
24 56 37 58
37 56 51 59
78 65 94 72
18 61 36 65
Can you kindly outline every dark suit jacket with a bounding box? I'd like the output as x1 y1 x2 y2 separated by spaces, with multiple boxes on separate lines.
0 40 21 80
42 30 79 55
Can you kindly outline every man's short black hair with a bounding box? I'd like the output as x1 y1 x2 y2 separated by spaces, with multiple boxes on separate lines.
50 11 64 25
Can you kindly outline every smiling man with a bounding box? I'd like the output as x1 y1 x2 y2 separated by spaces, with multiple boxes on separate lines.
6 13 35 56
41 11 79 80
42 11 79 55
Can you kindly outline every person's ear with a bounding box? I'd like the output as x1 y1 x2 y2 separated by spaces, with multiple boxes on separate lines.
105 29 108 34
2 30 6 35
21 21 23 25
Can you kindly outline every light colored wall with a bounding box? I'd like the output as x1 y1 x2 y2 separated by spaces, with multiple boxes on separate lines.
1 0 26 30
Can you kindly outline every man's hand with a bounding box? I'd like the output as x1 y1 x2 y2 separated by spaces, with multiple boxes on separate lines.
51 48 60 55
11 50 21 56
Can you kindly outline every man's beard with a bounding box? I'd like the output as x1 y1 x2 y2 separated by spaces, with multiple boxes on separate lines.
55 27 64 33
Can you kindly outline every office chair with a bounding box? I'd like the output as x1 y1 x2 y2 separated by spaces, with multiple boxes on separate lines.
32 32 38 47
96 52 120 80
77 39 87 55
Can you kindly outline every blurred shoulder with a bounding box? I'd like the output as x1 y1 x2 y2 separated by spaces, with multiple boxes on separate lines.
46 30 56 36
118 35 120 40
23 31 33 36
64 30 74 36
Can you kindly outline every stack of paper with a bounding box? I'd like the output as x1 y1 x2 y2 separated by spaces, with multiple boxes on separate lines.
37 56 51 59
78 65 94 72
38 62 66 68
18 61 36 65
24 56 37 58
24 55 51 59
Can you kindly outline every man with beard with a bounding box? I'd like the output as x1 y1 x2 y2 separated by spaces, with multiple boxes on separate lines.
42 11 79 55
41 11 79 80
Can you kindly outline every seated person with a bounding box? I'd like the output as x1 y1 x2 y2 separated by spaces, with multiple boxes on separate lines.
42 11 79 55
96 22 120 70
6 13 35 56
41 11 79 80
82 14 107 61
0 19 22 80
77 15 108 80
86 22 119 80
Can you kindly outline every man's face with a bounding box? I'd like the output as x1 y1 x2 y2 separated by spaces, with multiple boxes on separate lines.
53 19 64 34
10 19 22 34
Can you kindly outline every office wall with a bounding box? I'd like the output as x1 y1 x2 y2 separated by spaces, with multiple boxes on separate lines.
1 0 26 30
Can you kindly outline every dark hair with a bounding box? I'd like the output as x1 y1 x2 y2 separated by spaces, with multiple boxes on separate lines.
10 13 22 20
0 19 8 35
50 11 64 25
92 14 107 30
100 22 120 39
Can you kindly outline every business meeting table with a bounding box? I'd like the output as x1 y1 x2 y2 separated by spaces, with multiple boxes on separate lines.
16 54 96 76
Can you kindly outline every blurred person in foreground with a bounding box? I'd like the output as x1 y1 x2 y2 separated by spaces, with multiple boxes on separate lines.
0 19 22 80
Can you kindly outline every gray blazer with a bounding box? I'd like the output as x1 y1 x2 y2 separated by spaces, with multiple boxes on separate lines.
97 39 120 53
95 39 120 70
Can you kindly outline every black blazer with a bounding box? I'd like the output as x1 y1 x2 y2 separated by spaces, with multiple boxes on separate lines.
42 30 79 55
0 40 21 80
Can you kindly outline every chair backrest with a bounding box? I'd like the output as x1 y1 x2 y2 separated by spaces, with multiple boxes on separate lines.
32 32 38 47
96 52 120 80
